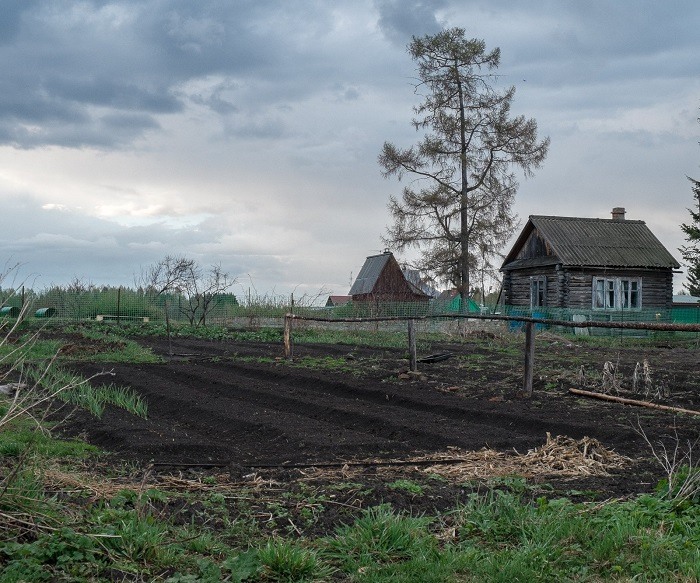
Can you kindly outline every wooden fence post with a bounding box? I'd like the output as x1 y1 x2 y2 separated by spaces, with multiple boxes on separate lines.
164 298 173 357
408 319 417 372
284 314 293 360
117 286 122 325
19 285 25 323
523 321 535 396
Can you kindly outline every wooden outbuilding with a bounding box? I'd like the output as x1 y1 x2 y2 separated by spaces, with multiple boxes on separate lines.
325 295 351 307
500 208 680 312
349 251 431 303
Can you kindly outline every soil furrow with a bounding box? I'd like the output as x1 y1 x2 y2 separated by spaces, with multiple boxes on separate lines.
60 337 700 476
176 359 642 449
107 364 467 454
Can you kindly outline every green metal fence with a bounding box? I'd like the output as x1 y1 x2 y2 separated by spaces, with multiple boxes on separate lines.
0 288 242 324
672 306 700 324
499 305 680 336
0 289 484 323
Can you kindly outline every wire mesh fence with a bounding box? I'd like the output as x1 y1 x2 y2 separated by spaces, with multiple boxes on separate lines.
0 286 698 335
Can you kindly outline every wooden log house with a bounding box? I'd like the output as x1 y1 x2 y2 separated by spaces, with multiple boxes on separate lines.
500 208 680 313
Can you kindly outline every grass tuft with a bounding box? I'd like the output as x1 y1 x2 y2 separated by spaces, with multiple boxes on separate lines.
326 505 435 570
258 539 334 581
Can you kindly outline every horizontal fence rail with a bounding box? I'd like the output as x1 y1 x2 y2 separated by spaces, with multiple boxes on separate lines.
283 311 700 398
288 312 700 332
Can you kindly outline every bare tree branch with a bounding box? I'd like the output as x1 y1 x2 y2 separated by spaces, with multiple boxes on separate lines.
140 256 237 326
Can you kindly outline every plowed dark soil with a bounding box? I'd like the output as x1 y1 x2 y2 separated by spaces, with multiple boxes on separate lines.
59 333 700 498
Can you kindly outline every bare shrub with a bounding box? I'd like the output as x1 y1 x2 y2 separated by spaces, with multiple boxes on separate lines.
140 255 237 326
601 360 622 394
635 419 700 502
631 359 670 401
632 359 653 397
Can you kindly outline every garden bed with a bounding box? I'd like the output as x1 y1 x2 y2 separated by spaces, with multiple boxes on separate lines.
57 332 700 502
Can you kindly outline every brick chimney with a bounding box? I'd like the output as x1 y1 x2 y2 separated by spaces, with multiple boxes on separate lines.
611 207 626 221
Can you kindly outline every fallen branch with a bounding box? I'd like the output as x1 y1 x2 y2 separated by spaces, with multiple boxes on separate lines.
569 388 700 417
151 458 484 470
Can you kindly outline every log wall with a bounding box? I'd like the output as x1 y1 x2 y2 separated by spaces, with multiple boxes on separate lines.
502 266 559 307
503 266 674 310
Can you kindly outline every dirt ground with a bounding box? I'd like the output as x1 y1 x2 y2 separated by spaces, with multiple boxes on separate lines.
59 332 700 502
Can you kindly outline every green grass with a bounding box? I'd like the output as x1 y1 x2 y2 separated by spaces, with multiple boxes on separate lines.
18 366 148 419
387 479 425 495
85 340 162 364
0 423 98 459
3 322 700 580
54 318 662 361
326 504 436 571
63 327 162 364
0 336 62 364
2 441 700 582
257 539 334 581
292 355 362 375
67 320 440 350
0 327 160 365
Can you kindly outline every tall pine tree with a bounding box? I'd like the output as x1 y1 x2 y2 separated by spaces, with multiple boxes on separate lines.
679 177 700 296
679 108 700 296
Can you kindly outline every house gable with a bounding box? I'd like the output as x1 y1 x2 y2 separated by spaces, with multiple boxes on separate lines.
349 253 391 296
506 225 561 269
349 252 430 302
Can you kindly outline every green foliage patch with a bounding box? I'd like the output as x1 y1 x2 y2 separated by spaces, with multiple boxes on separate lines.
20 366 148 419
4 312 700 580
2 455 700 581
0 424 98 459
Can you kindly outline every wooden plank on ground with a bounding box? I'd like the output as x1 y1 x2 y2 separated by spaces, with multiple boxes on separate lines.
568 387 700 416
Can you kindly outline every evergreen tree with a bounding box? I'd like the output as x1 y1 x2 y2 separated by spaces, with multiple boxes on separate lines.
679 177 700 296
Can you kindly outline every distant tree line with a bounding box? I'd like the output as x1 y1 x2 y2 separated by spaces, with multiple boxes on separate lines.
0 255 239 325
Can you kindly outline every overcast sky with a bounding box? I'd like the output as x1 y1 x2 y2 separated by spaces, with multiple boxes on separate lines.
1 0 698 298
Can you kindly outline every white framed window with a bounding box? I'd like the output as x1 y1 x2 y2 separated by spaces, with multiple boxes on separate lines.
621 279 640 308
593 278 615 309
592 277 642 309
530 276 547 308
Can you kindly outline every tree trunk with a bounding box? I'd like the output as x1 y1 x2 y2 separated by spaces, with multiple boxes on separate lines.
408 319 417 372
459 197 470 314
457 59 470 317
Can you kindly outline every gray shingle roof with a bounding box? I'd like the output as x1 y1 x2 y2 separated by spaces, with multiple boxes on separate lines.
402 269 440 298
349 252 431 297
502 215 680 270
348 253 392 295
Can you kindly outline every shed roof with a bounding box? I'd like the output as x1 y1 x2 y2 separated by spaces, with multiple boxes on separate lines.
326 295 351 306
349 252 430 298
349 252 392 295
673 295 700 305
502 215 680 270
403 268 440 298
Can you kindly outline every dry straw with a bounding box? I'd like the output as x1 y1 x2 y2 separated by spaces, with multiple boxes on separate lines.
37 433 631 500
299 433 631 483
